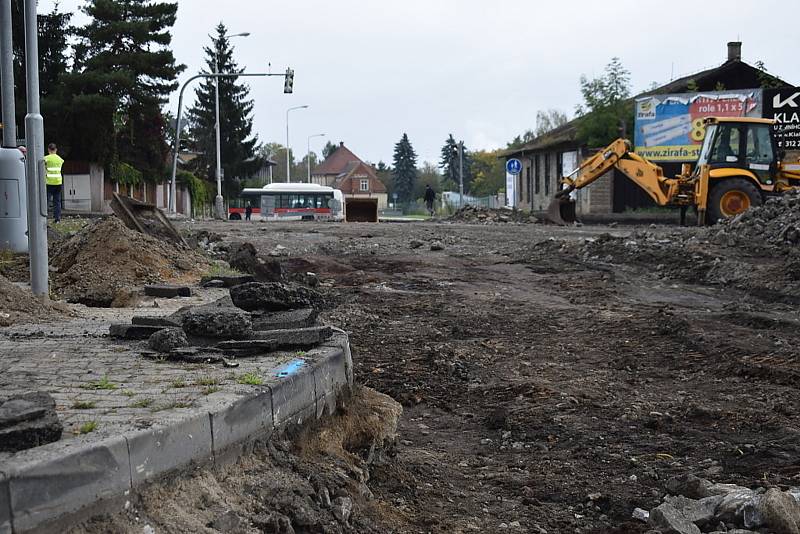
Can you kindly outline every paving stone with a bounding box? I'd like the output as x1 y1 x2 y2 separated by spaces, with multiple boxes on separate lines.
109 323 166 340
200 274 256 288
0 392 63 453
126 412 213 484
216 339 278 355
131 316 181 327
648 503 701 534
181 307 252 339
230 282 322 312
251 308 318 331
7 435 132 533
148 328 189 353
263 326 333 348
144 285 192 298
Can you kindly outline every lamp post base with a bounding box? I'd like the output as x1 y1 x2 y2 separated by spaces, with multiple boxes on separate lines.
214 195 225 220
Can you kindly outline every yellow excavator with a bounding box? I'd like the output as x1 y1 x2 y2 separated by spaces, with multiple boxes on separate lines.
547 117 800 225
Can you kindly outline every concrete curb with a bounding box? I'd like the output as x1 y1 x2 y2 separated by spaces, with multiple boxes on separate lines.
0 332 353 533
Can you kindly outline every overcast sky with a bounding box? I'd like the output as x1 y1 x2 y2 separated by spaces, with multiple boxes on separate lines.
38 0 799 166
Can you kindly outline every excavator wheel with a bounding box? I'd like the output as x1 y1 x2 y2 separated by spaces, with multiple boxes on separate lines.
544 197 577 225
707 178 763 224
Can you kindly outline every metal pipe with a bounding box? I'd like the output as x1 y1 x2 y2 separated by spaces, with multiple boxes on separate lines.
23 0 48 295
213 56 223 219
458 141 464 209
0 0 15 147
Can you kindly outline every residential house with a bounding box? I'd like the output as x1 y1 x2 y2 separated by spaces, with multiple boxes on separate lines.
311 143 388 209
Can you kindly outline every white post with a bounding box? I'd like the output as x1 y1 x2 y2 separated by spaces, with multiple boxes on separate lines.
458 141 464 209
0 0 15 146
213 55 223 219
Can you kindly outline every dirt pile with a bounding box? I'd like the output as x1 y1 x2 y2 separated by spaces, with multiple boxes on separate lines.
705 189 800 251
447 204 538 224
51 217 208 307
0 274 68 326
71 387 403 534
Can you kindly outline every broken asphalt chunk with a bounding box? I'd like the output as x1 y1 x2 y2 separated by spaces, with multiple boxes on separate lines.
109 323 166 340
230 282 323 312
144 284 192 298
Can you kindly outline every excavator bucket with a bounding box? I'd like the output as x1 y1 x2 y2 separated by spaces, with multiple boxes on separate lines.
544 196 576 225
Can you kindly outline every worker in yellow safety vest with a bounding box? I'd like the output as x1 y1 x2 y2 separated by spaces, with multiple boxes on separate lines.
43 143 64 223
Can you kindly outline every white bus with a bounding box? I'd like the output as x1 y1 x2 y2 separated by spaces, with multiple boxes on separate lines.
230 183 344 221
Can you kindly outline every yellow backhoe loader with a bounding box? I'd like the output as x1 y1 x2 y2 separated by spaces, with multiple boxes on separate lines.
547 117 800 225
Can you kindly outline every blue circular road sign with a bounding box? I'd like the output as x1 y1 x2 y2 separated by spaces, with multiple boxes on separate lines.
506 158 522 175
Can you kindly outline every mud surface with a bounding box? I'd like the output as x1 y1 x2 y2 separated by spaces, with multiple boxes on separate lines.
88 217 800 532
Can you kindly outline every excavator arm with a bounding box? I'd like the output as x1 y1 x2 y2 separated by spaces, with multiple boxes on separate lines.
547 138 684 224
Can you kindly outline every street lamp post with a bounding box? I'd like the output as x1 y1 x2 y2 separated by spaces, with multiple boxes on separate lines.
170 69 290 213
212 31 249 220
285 105 308 182
306 133 325 183
452 141 465 209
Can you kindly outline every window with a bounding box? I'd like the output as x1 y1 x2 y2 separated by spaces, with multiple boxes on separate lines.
710 124 742 164
360 179 369 192
544 154 551 196
526 165 531 201
534 155 540 194
745 124 774 166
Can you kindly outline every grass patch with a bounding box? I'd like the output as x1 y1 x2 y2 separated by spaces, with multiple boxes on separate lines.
203 386 221 395
78 421 98 434
195 377 220 386
170 379 187 389
72 400 96 410
130 398 153 408
150 401 192 412
82 376 118 390
236 372 263 386
121 389 136 397
206 263 244 277
53 218 89 234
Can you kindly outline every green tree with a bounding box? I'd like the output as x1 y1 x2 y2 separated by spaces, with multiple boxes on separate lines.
439 134 472 192
412 162 441 200
322 140 339 160
506 130 535 150
535 109 568 136
469 150 505 196
392 133 418 203
187 23 260 193
258 143 302 183
10 2 74 145
65 0 184 176
373 161 393 197
575 57 633 147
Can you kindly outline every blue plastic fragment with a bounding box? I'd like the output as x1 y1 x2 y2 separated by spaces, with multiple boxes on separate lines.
276 359 305 378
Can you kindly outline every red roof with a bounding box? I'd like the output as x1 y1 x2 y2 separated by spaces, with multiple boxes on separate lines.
334 161 387 194
313 144 363 175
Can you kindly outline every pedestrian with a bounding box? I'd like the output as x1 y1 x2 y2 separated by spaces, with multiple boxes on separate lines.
44 143 64 223
245 201 253 221
424 184 436 216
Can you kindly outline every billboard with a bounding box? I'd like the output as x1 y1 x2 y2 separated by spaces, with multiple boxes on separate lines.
634 90 762 162
763 87 800 156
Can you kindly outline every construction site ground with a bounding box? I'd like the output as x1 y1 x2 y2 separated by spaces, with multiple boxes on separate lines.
160 218 800 533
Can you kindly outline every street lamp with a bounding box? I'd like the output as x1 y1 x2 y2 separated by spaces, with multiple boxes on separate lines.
452 140 464 208
306 133 325 183
285 105 308 182
212 31 249 220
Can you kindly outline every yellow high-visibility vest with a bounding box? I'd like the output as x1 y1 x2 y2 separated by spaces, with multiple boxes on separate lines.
43 153 64 186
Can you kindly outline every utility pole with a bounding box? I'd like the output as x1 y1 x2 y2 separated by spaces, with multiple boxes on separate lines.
0 0 15 146
458 141 464 209
285 105 308 182
22 0 48 295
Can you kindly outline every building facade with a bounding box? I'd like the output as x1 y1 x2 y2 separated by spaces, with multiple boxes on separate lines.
311 143 388 209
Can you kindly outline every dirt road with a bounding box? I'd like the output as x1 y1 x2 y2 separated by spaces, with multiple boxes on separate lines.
135 219 800 532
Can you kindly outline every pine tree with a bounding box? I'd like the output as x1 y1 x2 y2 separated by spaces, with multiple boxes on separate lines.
392 133 418 203
187 23 260 195
322 140 339 160
65 0 184 174
439 134 472 192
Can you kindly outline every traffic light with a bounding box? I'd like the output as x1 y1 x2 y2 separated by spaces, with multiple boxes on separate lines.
284 68 294 94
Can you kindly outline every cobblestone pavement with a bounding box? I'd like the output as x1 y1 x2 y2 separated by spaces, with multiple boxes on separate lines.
0 288 302 457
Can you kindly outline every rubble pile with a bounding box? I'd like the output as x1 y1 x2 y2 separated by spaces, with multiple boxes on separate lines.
111 281 331 364
634 474 800 534
705 189 800 251
50 217 208 307
447 205 538 224
0 273 67 326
